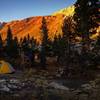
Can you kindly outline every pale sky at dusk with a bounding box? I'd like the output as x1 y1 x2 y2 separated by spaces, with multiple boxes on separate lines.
0 0 76 22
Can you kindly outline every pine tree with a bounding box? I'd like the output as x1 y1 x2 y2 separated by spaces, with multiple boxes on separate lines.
74 0 100 53
94 36 100 53
40 17 48 68
21 36 29 53
6 26 13 45
5 26 19 58
12 37 19 57
5 26 14 57
30 37 36 65
0 34 3 58
0 34 3 49
27 34 30 43
73 0 100 76
62 17 75 55
88 0 100 32
56 35 66 64
57 16 75 66
52 36 58 56
30 37 36 52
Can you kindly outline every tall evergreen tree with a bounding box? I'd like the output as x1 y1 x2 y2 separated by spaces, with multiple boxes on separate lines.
12 37 19 57
40 17 48 68
0 34 3 49
21 36 29 53
73 0 100 76
6 26 14 57
52 36 58 56
0 34 3 58
5 26 19 58
27 34 30 43
74 0 100 53
6 26 13 46
94 36 100 53
29 37 36 65
62 17 75 55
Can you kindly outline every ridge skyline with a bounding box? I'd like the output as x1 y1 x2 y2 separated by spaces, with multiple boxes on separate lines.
0 5 74 23
0 0 76 22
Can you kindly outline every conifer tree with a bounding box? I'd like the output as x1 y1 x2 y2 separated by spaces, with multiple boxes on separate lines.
0 34 3 58
0 34 3 49
5 26 19 58
40 17 48 68
74 0 100 53
62 17 75 55
73 0 100 75
30 37 36 65
12 37 19 57
52 36 58 56
57 16 75 66
21 36 28 53
6 26 14 57
6 26 13 46
94 36 100 53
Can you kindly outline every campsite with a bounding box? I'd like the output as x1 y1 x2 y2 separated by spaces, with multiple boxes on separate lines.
0 58 100 100
0 60 15 74
0 0 100 100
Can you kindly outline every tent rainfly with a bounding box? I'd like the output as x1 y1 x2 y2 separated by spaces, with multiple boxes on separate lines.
0 60 15 74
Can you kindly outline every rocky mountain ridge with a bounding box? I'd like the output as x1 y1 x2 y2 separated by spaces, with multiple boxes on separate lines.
0 6 74 42
0 5 99 43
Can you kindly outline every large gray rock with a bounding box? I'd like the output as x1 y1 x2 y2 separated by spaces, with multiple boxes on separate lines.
48 82 69 91
0 84 10 92
81 84 92 90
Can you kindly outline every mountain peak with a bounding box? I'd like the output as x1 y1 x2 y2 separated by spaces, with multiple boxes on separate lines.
52 5 75 16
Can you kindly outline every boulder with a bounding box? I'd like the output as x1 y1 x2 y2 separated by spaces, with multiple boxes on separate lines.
48 82 69 91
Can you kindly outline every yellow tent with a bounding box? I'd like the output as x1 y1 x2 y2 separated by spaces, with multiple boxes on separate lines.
0 60 15 74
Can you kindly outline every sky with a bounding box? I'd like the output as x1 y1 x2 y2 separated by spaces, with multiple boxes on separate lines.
0 0 76 22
